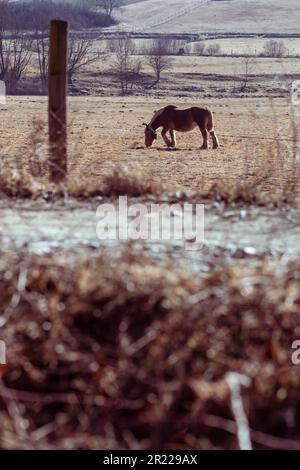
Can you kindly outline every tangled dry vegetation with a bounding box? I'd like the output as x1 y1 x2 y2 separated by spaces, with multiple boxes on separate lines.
1 248 300 450
0 165 163 200
0 164 297 207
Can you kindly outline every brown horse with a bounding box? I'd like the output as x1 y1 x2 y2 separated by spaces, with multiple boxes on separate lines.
143 105 219 150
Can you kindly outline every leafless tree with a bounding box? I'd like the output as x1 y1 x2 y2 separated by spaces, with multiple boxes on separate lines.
8 37 33 88
0 0 10 81
239 56 255 92
112 35 142 95
32 7 49 93
194 41 206 55
262 40 288 58
68 36 102 84
206 43 221 56
33 28 102 91
98 0 121 18
147 39 173 85
35 32 49 93
0 0 32 90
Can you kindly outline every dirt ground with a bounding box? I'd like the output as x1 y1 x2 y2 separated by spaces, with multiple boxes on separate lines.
1 94 299 199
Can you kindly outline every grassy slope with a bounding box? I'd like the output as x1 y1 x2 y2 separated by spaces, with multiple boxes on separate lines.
121 0 150 4
118 0 300 33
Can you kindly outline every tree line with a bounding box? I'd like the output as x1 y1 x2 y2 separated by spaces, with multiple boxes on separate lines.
0 0 120 92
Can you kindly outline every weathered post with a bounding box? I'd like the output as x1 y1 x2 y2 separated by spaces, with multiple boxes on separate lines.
48 20 68 182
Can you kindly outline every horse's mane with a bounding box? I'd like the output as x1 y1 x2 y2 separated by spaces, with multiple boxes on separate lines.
150 105 177 126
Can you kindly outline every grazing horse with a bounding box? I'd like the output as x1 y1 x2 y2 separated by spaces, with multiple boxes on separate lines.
143 105 219 150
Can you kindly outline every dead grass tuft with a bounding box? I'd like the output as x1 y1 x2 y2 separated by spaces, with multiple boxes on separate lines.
0 168 46 198
0 164 164 201
203 180 262 205
102 165 163 197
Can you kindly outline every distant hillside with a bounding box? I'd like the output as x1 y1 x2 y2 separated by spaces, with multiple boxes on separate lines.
3 0 116 30
116 0 300 34
122 0 151 4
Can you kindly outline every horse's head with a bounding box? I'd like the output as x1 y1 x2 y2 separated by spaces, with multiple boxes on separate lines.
143 123 157 148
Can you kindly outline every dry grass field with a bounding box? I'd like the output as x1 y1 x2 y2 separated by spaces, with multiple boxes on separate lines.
1 93 299 201
3 50 300 201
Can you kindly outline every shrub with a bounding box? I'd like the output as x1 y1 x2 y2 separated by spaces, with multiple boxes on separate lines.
206 43 221 56
194 41 206 55
102 165 162 197
262 40 288 58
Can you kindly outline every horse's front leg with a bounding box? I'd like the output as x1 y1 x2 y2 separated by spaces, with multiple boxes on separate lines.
169 130 177 148
161 128 172 147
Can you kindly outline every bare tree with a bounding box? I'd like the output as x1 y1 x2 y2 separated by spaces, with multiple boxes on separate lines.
239 56 255 92
112 35 142 95
32 6 50 93
194 41 206 55
98 0 121 18
68 36 102 85
8 37 33 88
0 0 32 90
262 40 288 58
35 32 49 93
206 43 221 56
0 0 11 80
147 39 173 85
33 28 102 91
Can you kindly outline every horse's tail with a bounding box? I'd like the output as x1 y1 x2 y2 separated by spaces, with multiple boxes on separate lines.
206 109 214 132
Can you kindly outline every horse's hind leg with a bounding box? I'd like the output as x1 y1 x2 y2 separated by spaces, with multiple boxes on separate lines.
210 131 219 149
199 126 209 149
169 130 177 148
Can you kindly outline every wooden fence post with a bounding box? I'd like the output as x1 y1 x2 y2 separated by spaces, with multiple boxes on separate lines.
48 20 68 183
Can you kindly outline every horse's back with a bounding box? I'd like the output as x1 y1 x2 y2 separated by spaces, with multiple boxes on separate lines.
167 105 210 120
191 106 212 120
167 106 197 132
191 106 210 115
